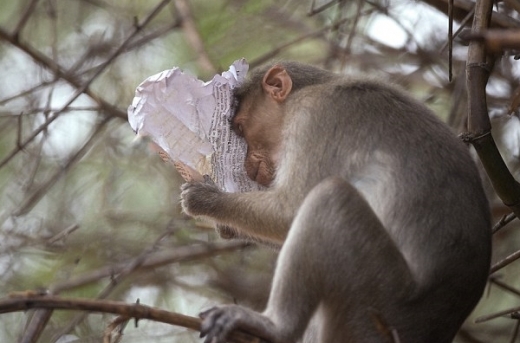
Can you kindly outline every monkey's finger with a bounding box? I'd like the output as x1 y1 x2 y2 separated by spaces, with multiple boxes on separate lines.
180 182 190 192
199 307 218 319
210 310 239 343
202 174 217 186
200 308 238 343
199 309 224 338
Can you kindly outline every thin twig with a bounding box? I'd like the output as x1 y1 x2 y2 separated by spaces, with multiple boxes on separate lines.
48 229 176 342
251 18 350 68
440 8 475 52
448 0 454 81
13 0 40 39
490 277 520 297
50 240 250 294
475 304 520 323
490 248 520 274
13 116 112 216
47 224 81 245
308 0 338 16
492 212 517 234
509 320 520 343
0 0 171 170
173 0 215 74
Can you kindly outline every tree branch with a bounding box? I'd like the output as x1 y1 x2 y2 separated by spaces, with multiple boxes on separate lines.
465 0 520 216
0 294 259 343
173 0 216 75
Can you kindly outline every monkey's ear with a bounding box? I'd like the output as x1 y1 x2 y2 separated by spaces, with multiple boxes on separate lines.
262 65 293 102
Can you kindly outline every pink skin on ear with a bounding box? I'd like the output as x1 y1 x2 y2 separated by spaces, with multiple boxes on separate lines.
262 66 293 102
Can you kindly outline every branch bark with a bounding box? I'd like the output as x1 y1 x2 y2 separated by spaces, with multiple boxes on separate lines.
0 294 259 343
173 0 216 75
465 0 520 216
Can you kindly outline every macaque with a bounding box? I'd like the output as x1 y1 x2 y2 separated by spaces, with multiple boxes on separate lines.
181 61 491 343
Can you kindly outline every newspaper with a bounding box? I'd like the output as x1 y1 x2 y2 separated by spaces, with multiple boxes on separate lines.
128 59 263 193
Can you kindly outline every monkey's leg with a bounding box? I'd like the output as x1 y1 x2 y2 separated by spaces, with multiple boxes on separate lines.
261 177 416 342
200 177 415 343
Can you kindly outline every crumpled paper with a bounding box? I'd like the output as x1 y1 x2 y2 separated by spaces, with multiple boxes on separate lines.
128 59 262 192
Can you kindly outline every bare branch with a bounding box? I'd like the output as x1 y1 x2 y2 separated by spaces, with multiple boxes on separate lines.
13 0 40 39
13 116 112 216
173 0 216 74
0 294 259 343
50 240 250 294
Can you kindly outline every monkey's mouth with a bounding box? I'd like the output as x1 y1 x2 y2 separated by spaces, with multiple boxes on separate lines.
255 168 274 187
246 160 274 187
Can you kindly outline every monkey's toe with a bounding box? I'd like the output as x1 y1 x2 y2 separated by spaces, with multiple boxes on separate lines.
199 306 242 343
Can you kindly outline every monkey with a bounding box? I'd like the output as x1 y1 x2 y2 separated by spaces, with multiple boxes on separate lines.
180 61 491 343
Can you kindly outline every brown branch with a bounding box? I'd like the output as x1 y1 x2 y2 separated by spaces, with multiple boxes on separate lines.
46 229 176 342
465 0 520 216
16 117 110 342
492 212 517 234
103 315 130 343
490 277 520 297
13 116 112 216
0 28 126 121
173 0 216 75
344 0 364 55
441 8 474 52
475 303 520 323
250 18 350 69
0 19 180 108
50 240 250 293
0 294 258 343
489 248 520 274
422 0 520 28
0 0 171 170
308 0 338 16
22 240 250 343
465 29 520 53
13 0 40 39
20 309 53 343
448 0 454 81
457 329 487 343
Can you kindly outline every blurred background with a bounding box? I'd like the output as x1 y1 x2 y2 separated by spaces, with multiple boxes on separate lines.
1 0 520 342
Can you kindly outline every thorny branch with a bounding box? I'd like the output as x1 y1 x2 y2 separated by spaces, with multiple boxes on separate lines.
0 294 260 343
22 239 250 343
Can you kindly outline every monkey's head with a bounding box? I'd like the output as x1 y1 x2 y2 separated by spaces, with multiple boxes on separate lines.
232 62 334 187
232 65 292 187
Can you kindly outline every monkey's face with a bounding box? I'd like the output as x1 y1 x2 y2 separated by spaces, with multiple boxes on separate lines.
232 92 283 187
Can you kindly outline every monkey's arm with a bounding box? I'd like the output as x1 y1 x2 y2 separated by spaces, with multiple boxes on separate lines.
181 176 295 244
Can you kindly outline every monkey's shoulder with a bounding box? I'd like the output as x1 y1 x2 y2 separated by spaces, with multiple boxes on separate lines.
290 75 419 106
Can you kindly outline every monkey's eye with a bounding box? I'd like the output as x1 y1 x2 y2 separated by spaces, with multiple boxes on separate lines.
235 123 244 136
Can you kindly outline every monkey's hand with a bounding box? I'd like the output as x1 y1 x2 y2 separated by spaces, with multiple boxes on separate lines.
181 175 223 218
181 177 245 240
200 305 278 343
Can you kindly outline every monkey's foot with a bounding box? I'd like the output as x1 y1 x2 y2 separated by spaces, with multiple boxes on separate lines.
199 305 274 343
199 305 242 343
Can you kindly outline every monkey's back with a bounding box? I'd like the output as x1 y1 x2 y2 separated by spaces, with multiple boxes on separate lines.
279 77 491 342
